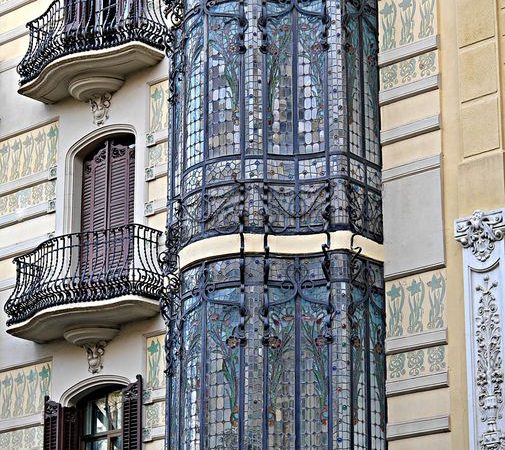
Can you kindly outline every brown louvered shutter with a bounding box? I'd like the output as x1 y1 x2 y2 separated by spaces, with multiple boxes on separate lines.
122 374 142 450
107 143 135 274
43 398 81 450
81 143 109 278
43 397 62 450
62 406 79 450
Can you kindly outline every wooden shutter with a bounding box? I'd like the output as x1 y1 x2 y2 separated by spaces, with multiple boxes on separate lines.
81 144 109 278
43 398 79 450
108 143 134 230
122 374 143 450
43 397 61 450
62 407 79 450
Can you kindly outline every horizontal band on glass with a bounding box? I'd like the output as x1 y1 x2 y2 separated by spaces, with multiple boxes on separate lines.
178 231 383 269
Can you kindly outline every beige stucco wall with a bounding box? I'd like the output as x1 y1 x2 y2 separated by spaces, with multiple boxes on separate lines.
0 2 170 448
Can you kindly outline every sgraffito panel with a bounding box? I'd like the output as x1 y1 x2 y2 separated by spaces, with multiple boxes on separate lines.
380 50 438 91
378 0 437 52
148 141 169 168
0 181 56 216
149 80 169 133
0 361 51 420
146 334 165 390
0 122 58 185
0 426 43 450
386 269 446 338
387 345 446 380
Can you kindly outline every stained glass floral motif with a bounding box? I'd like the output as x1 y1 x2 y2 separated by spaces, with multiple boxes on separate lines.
165 0 385 448
169 254 385 449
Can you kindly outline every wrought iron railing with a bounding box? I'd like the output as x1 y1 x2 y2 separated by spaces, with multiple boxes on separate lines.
5 224 164 325
18 0 168 84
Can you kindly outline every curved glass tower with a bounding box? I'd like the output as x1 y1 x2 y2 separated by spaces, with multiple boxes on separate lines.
161 0 385 448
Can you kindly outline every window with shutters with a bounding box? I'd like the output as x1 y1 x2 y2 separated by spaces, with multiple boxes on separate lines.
43 376 142 450
81 136 135 279
80 387 123 450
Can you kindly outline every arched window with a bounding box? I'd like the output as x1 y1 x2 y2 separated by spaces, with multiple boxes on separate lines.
80 136 135 277
79 385 123 450
43 376 142 450
81 136 135 234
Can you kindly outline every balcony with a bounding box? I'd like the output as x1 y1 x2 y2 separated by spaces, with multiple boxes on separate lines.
17 0 167 103
4 224 165 343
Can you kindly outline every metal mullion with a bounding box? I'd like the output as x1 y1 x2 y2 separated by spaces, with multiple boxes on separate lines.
294 255 301 450
292 2 300 232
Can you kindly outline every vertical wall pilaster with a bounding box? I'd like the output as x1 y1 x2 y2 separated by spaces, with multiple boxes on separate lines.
455 209 505 450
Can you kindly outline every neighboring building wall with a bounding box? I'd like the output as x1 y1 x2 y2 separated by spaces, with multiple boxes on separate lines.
0 1 169 448
378 0 449 448
380 1 505 450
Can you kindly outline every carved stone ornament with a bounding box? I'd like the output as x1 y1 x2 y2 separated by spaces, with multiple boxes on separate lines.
455 210 504 262
89 92 112 126
84 341 107 374
475 277 505 449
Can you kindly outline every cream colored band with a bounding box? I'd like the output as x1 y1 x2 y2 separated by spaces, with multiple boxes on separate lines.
178 231 384 270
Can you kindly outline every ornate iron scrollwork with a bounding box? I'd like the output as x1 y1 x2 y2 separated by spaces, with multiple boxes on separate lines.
161 0 385 448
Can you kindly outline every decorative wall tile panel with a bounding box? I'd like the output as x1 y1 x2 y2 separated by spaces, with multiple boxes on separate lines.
378 0 437 52
149 80 169 133
387 345 446 381
0 426 43 450
455 209 505 449
386 270 446 338
0 181 55 217
0 122 58 185
0 361 51 420
146 334 165 390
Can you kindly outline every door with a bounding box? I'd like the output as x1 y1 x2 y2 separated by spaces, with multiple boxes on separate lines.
80 137 135 281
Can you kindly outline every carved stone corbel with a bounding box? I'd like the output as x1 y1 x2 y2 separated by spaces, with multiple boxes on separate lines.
89 92 112 126
83 341 108 374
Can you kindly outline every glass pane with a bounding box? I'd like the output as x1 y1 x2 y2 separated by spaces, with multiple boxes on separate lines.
85 439 107 450
108 390 123 430
92 397 108 433
111 436 123 450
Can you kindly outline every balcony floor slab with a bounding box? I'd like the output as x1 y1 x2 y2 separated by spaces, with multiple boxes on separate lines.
18 42 165 104
6 295 160 343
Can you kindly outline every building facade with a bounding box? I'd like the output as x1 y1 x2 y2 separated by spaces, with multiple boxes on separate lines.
0 0 503 450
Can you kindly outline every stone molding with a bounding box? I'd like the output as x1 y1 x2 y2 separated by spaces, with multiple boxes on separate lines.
0 168 55 197
0 23 28 46
144 198 167 217
380 74 440 106
0 413 43 433
0 201 55 229
379 35 439 67
381 115 440 146
0 0 37 16
455 208 505 449
386 328 448 355
386 371 448 397
382 154 441 183
387 415 450 441
0 232 54 261
145 163 167 182
60 374 130 406
146 129 168 147
0 277 15 292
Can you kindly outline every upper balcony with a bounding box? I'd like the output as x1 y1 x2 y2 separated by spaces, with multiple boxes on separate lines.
4 224 165 343
17 0 168 103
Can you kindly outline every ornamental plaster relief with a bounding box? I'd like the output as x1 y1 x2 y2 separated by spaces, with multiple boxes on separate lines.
455 209 505 450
